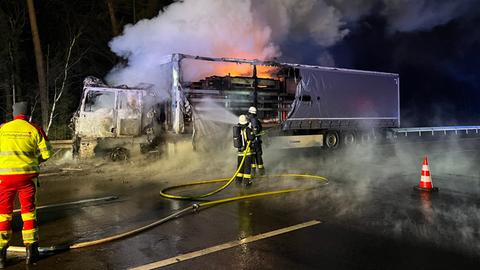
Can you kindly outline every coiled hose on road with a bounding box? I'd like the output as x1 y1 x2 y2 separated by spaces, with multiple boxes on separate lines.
8 141 329 254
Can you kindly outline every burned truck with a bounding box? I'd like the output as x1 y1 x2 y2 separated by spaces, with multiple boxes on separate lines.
72 53 402 159
72 53 480 159
71 77 166 160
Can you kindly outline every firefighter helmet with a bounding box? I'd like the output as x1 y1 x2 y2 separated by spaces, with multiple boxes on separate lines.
238 114 248 125
248 106 257 114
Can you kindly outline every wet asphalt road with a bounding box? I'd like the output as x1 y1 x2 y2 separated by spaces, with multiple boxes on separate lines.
4 135 480 269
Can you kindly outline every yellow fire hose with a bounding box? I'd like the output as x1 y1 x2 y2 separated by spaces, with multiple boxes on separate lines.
8 141 328 254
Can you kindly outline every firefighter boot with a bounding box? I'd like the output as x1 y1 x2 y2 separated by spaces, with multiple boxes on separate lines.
235 176 243 186
0 246 7 268
25 242 39 265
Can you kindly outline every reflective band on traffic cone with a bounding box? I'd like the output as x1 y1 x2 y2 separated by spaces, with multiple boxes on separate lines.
414 155 439 192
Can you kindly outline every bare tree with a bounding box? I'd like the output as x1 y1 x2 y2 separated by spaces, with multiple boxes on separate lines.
46 32 83 135
29 94 38 123
26 0 49 128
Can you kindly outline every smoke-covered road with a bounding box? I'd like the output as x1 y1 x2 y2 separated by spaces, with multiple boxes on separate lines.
4 136 480 269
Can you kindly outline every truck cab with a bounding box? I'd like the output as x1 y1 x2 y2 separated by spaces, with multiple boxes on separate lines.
71 77 165 160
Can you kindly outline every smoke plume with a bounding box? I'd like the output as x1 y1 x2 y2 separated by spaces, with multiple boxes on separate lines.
381 0 475 32
106 0 475 88
106 0 279 87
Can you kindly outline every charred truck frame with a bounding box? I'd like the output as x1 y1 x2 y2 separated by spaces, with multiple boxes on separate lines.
71 77 166 160
74 53 479 159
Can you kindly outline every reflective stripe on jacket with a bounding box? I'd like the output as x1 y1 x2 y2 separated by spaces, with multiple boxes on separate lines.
0 115 53 175
238 127 254 154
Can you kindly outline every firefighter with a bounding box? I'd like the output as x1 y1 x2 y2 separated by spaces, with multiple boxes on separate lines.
247 107 265 176
233 114 254 186
0 102 53 267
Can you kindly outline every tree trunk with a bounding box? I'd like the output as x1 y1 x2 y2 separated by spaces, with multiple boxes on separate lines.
26 0 48 128
7 43 15 115
106 0 120 36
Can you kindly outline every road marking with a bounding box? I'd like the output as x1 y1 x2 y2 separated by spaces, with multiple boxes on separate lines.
129 220 321 270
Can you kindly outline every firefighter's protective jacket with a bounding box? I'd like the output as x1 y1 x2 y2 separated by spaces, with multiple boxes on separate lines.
238 125 254 153
0 115 53 176
249 115 262 136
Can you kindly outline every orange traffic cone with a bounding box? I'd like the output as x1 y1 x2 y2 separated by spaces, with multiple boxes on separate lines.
414 155 439 192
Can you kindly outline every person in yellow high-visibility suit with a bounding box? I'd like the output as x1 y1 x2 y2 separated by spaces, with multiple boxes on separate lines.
0 102 53 267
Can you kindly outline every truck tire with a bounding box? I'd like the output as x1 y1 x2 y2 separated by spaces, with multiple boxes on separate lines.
110 147 129 161
342 131 356 147
324 131 340 149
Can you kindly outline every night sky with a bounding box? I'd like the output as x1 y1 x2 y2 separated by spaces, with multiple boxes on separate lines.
346 14 480 126
1 0 480 129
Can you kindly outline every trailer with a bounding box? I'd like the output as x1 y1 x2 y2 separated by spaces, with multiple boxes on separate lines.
168 54 393 149
267 64 400 149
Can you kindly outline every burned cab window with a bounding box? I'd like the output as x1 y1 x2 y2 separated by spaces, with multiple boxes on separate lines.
118 92 141 114
84 91 115 112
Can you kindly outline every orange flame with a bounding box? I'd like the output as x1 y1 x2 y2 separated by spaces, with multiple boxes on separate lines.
211 62 276 78
183 54 279 82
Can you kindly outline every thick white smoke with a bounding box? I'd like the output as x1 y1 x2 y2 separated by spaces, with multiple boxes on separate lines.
381 0 474 32
106 0 474 87
105 0 353 87
254 0 349 47
106 0 279 87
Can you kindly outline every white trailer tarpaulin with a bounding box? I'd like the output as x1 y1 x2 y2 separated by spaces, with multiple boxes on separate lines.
285 67 400 130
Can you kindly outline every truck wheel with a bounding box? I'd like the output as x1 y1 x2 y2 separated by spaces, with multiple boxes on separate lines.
324 131 340 149
342 132 356 147
110 147 128 161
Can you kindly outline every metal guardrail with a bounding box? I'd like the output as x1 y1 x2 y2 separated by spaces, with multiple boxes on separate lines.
50 139 73 149
392 126 480 136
